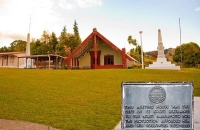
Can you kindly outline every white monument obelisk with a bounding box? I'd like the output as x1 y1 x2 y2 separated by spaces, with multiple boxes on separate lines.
25 31 31 68
145 29 180 70
19 18 32 68
157 29 165 58
26 33 30 56
26 18 31 68
26 30 31 56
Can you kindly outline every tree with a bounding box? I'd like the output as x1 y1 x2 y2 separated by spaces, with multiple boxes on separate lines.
32 30 50 54
127 35 137 46
129 45 141 62
59 26 68 45
127 35 140 62
67 33 77 52
49 32 58 54
41 30 50 44
173 42 200 67
0 21 82 57
57 26 68 56
0 46 9 52
64 45 71 56
72 20 81 51
31 39 45 55
9 40 26 52
57 23 82 56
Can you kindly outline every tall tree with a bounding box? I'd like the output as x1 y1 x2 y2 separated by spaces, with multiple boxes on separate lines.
40 30 51 54
173 42 200 67
41 30 50 44
31 39 41 55
67 33 77 52
59 26 68 45
73 20 79 37
72 20 81 51
57 26 68 56
49 32 58 54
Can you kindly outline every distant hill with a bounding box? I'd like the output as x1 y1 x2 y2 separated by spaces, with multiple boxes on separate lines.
145 48 175 61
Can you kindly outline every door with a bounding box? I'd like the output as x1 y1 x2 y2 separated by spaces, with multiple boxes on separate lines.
2 56 8 66
90 51 101 69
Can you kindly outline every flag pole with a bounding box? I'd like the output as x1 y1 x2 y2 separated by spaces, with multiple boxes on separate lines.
179 18 182 68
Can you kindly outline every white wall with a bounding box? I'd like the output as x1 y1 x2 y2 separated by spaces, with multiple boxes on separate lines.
0 52 26 68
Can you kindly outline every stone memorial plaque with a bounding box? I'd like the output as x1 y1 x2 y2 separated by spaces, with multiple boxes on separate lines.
121 82 193 129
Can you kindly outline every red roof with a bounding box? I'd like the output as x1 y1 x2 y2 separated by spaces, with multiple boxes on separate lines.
65 28 137 62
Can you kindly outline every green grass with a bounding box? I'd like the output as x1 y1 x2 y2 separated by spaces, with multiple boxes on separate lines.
0 68 199 129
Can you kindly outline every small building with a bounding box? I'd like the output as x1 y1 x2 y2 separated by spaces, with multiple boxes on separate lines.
0 51 64 69
18 54 64 69
0 52 26 68
65 28 138 69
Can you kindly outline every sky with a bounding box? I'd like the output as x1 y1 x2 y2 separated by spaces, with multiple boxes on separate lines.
0 0 200 52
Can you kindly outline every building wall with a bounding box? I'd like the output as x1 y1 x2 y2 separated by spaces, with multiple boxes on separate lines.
98 44 122 65
79 51 91 68
0 52 25 68
79 43 122 68
127 59 135 67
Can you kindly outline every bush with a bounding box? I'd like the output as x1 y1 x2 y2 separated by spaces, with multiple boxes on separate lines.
128 64 142 69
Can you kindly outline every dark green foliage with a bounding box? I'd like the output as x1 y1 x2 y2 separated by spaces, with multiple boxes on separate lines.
0 46 10 52
0 40 26 52
49 32 58 54
9 40 26 52
73 20 80 38
73 20 81 51
30 39 46 55
56 26 68 56
67 33 77 51
173 42 200 67
31 31 51 55
56 21 82 56
168 52 172 56
129 45 141 62
127 35 141 62
164 48 169 54
127 35 137 46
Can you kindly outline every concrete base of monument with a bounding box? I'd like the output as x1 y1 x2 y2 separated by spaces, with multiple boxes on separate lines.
145 58 180 70
114 97 200 130
145 66 180 70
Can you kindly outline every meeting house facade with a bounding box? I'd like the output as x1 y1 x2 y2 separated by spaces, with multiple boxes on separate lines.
65 28 138 69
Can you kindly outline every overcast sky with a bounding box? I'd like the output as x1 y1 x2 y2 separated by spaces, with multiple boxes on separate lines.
0 0 200 52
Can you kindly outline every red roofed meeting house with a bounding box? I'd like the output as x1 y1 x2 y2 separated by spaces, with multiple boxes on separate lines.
65 28 138 69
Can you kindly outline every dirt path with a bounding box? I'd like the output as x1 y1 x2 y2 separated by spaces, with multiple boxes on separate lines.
0 119 59 130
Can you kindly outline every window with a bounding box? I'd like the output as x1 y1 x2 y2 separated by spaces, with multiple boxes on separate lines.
104 55 114 65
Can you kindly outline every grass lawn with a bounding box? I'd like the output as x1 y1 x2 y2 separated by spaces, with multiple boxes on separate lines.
0 68 199 130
